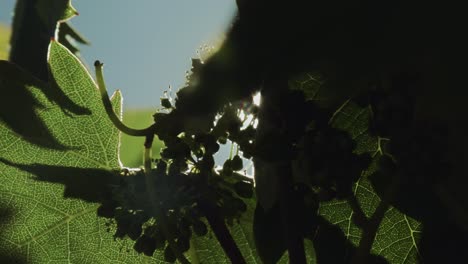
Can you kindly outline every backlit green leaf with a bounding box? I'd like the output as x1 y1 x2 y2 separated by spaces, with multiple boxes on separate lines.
0 41 165 263
319 100 422 263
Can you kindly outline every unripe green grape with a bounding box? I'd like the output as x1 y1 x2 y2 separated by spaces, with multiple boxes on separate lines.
161 148 176 159
218 135 228 144
154 233 166 250
200 155 215 171
178 218 192 238
176 236 190 252
127 222 142 240
155 159 167 174
133 235 157 256
241 126 256 139
222 159 233 176
206 141 220 154
164 246 177 263
195 134 219 154
231 155 243 171
161 98 172 109
234 181 253 198
192 220 208 236
232 198 247 212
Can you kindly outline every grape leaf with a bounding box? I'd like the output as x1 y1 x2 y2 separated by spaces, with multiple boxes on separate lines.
0 60 66 150
288 73 324 102
0 40 262 264
318 100 422 263
187 197 262 264
0 41 166 263
188 197 315 264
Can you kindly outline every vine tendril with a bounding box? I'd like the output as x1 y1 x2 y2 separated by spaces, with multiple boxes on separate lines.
94 60 155 137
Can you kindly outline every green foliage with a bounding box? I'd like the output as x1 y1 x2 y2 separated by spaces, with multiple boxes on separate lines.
2 0 468 263
0 40 259 264
320 100 422 263
0 41 162 263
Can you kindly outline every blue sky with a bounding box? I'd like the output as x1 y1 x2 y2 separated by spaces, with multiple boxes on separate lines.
0 1 236 109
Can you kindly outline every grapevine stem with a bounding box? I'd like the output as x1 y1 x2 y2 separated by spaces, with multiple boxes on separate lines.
143 135 191 264
94 60 155 137
229 141 234 160
198 202 247 264
262 75 307 264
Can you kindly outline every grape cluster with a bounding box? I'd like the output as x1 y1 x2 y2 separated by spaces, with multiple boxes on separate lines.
98 93 257 262
84 0 468 260
99 157 254 261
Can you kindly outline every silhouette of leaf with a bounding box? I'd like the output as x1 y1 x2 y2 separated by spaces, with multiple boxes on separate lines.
10 0 79 82
57 22 89 55
36 0 78 28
